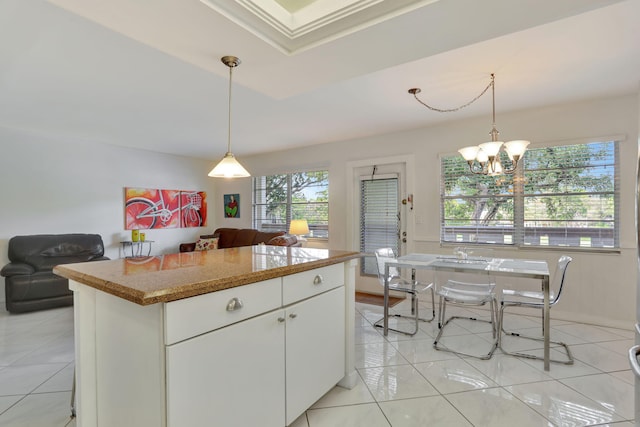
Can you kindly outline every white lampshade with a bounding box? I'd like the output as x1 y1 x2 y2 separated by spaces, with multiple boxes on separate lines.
476 149 489 163
458 145 480 161
208 153 250 178
478 141 504 156
504 140 530 159
289 219 309 235
458 146 480 161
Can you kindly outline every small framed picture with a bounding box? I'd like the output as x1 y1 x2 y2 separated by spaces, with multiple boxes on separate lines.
224 194 240 218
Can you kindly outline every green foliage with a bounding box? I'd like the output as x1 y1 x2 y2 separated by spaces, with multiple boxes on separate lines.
262 171 329 226
443 142 615 227
443 155 513 226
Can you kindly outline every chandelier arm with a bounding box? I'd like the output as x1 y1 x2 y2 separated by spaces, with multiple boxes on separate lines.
409 77 494 113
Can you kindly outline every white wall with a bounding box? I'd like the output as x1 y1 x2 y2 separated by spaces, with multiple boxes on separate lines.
216 94 639 328
2 94 637 326
0 126 217 305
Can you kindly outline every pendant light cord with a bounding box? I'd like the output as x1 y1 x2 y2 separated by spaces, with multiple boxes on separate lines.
490 73 496 128
227 64 233 154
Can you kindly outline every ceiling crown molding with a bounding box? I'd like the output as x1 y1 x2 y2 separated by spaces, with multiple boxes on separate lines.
200 0 439 54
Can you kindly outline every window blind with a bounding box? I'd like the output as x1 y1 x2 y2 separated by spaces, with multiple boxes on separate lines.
522 141 618 248
360 176 399 275
441 155 514 244
441 140 619 248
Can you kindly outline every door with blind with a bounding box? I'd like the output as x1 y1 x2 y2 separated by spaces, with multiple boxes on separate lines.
358 164 406 276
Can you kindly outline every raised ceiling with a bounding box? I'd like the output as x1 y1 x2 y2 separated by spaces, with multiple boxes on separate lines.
1 0 639 160
199 0 439 53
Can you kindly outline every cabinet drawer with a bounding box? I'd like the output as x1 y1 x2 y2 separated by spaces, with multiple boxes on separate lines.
282 263 343 305
164 278 281 345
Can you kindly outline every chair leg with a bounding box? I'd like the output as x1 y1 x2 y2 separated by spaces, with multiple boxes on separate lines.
490 299 497 338
430 287 436 321
498 302 573 365
70 366 76 418
438 296 445 329
373 291 434 336
433 297 498 360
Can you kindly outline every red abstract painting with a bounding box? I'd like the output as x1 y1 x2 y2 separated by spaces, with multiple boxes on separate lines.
125 188 181 230
179 190 207 228
125 187 207 230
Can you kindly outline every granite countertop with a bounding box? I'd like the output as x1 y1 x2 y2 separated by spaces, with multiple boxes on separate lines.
53 246 361 306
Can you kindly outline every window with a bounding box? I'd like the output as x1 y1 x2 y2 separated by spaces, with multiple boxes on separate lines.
441 140 619 248
253 171 329 238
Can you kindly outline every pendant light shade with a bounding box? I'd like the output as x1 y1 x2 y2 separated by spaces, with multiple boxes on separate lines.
208 152 250 178
209 55 250 178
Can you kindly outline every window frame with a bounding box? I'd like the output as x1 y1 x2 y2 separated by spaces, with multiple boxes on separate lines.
252 170 329 240
440 138 620 251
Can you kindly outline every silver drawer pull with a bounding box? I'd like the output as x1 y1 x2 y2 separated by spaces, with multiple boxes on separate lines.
226 297 244 312
289 313 297 319
313 275 323 285
277 317 286 323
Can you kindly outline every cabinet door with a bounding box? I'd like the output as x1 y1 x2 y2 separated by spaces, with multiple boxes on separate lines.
285 287 346 425
166 309 285 427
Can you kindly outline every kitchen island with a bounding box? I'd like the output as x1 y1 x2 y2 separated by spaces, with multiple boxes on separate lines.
54 245 360 427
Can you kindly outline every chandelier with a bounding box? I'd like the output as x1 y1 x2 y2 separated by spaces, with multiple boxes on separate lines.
208 55 250 178
409 74 529 175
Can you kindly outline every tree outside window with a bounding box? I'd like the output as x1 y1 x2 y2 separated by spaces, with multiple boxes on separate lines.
441 141 618 248
253 171 329 238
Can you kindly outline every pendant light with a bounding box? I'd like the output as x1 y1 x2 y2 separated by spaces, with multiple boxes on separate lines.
409 73 529 175
456 74 529 175
208 55 250 178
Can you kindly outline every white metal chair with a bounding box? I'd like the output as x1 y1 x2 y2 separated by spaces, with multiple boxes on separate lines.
433 279 499 359
373 248 435 336
497 255 573 365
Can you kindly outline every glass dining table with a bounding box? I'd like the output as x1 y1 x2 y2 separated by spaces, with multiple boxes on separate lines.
383 253 552 370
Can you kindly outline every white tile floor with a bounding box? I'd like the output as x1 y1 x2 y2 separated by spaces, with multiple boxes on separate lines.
0 300 635 427
0 306 75 427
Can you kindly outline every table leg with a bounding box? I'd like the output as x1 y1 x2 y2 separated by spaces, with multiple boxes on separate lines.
543 276 550 371
411 268 416 315
383 264 389 336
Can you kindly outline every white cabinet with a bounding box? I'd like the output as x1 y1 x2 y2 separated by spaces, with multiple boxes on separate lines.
285 286 345 424
164 277 282 345
166 308 286 427
282 262 343 305
165 286 345 427
70 261 355 427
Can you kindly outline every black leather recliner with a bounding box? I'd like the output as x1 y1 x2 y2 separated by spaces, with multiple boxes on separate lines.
1 234 109 313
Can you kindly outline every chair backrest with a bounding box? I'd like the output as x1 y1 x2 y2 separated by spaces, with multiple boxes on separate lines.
551 255 572 305
374 248 400 286
440 279 496 297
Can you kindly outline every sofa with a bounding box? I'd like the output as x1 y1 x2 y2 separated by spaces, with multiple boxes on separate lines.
1 234 109 313
179 228 299 252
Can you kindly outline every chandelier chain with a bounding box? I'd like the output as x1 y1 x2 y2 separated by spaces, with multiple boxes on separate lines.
409 75 494 113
